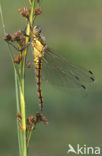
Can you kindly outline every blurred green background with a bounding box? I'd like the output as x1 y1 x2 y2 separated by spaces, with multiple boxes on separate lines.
0 0 102 155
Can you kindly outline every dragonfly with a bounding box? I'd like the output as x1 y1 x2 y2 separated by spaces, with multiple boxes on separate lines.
5 26 95 110
28 26 95 110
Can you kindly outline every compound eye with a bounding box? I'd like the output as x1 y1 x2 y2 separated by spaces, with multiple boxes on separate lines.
36 26 42 33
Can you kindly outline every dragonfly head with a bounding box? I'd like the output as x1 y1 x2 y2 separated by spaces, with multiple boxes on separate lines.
33 26 42 35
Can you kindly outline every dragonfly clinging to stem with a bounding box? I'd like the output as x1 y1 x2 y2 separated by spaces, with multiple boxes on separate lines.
5 25 95 111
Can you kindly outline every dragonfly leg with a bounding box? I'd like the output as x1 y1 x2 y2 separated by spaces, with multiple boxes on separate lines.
8 42 20 51
20 42 30 52
22 26 30 38
26 18 33 31
22 30 30 37
7 41 30 52
21 25 27 35
21 26 31 44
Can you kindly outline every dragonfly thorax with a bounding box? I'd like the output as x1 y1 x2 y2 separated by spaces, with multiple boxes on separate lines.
31 25 47 60
33 26 42 36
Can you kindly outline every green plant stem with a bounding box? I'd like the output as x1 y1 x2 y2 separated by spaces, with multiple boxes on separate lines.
27 126 35 149
20 1 36 156
1 1 36 156
0 4 6 34
15 71 22 156
27 131 32 149
19 86 27 156
7 46 25 156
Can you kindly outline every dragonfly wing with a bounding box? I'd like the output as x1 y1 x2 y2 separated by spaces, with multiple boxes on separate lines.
41 47 95 89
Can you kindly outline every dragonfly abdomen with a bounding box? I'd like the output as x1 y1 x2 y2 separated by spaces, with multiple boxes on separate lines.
34 58 43 110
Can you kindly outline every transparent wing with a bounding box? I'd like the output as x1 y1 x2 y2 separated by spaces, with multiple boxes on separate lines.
41 47 95 89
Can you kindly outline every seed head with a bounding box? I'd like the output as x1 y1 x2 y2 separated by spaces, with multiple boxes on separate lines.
17 112 22 122
12 30 26 47
12 30 22 41
14 55 22 64
18 8 42 19
18 8 31 19
34 8 42 16
26 116 36 125
4 34 13 42
4 31 25 47
36 112 48 125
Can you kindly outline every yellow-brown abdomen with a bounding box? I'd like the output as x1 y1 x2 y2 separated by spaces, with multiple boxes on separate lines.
34 58 43 110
